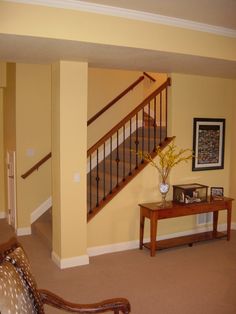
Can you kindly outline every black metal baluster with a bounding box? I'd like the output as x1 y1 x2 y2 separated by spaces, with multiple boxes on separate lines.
129 119 132 175
96 148 99 207
142 109 144 163
135 113 138 169
103 142 106 200
116 130 119 187
148 103 150 153
89 155 92 213
160 91 162 142
123 125 125 181
110 137 112 193
165 87 168 139
154 96 157 149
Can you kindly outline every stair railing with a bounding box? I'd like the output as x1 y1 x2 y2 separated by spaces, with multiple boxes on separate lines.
143 72 156 82
87 78 171 220
21 73 153 180
87 73 152 126
21 153 52 179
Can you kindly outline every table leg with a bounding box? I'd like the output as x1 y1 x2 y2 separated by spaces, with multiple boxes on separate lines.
150 213 158 257
227 206 232 241
213 211 218 238
139 211 145 250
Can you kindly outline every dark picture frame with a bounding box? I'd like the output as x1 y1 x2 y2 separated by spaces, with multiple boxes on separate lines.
192 118 225 171
210 187 224 200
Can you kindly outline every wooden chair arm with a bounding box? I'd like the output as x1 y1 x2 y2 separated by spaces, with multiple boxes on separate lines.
39 289 131 314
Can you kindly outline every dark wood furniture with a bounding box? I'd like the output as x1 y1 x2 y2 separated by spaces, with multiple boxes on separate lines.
0 237 131 314
139 197 233 257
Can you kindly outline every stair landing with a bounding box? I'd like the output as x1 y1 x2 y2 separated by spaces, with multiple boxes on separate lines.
32 209 52 250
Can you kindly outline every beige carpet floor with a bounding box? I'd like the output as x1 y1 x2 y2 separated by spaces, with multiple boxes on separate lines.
1 218 236 314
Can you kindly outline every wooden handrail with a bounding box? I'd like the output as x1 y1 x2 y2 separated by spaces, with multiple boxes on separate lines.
143 72 156 82
21 152 51 179
20 74 160 180
87 77 171 156
87 75 145 126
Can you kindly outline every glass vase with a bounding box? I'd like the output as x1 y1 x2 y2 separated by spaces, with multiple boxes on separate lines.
158 170 170 206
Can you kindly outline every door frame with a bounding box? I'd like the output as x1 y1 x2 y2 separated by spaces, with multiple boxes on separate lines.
7 151 17 229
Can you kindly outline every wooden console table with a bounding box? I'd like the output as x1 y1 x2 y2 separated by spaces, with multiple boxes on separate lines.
139 197 233 257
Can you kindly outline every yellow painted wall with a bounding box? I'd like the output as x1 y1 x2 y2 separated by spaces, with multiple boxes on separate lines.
169 73 234 227
4 63 16 153
1 1 236 62
88 69 143 148
88 69 142 119
88 73 235 247
88 69 167 148
0 62 6 87
230 81 236 221
15 64 51 228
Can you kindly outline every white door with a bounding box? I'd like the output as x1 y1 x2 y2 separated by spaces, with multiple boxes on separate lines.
7 151 16 229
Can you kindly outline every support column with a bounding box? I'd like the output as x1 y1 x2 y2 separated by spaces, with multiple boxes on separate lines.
51 61 88 268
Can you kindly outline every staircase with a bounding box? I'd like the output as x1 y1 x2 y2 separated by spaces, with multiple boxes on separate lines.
87 78 172 221
30 76 172 249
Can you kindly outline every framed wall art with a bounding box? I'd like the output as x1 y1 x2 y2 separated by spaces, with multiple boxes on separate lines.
210 187 224 200
192 118 225 171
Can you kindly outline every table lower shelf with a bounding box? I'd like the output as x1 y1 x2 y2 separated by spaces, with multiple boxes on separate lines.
143 231 227 251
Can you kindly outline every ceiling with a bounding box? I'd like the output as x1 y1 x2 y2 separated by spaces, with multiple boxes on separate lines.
81 0 236 30
1 0 236 78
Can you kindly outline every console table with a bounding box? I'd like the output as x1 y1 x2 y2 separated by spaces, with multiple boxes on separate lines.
139 197 233 257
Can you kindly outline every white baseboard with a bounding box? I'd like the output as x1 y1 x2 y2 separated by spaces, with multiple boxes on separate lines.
31 197 52 224
87 240 139 257
51 251 89 269
17 227 32 236
0 212 6 219
16 197 52 235
88 223 234 257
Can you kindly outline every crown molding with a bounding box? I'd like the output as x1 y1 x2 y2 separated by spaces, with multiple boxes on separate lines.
5 0 236 38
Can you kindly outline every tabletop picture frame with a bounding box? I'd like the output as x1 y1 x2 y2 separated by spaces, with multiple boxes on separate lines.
192 118 225 171
211 187 224 200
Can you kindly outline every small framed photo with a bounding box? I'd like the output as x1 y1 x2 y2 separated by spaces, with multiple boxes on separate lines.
210 187 224 200
192 118 225 171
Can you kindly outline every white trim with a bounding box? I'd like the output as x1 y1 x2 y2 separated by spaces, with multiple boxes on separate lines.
30 196 52 224
17 227 32 236
52 251 89 269
87 240 139 257
0 212 6 219
88 223 232 257
5 0 236 38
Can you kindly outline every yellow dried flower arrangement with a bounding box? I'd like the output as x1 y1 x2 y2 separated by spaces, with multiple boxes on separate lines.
137 140 193 203
137 140 193 183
